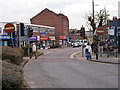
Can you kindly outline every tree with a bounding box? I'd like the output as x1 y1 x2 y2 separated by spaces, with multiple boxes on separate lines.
85 8 110 34
69 28 78 35
85 8 110 60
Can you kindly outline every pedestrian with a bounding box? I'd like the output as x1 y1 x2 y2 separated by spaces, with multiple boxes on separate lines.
85 42 92 60
91 42 94 53
30 43 37 59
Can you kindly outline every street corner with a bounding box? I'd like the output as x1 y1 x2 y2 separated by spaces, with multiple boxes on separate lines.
70 51 82 59
21 57 30 67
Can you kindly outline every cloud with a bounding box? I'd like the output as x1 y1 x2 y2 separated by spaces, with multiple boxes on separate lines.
0 0 118 29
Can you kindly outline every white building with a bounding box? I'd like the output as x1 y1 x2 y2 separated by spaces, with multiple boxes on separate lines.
118 1 120 18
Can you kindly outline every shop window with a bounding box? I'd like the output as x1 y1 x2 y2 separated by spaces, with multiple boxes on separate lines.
0 41 2 46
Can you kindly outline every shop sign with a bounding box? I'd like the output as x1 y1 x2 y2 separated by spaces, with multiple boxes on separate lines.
40 37 50 40
49 36 55 40
41 32 46 36
0 35 10 40
66 36 70 40
59 36 66 39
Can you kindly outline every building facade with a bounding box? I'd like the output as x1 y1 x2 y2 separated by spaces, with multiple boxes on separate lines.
30 8 69 46
0 22 55 49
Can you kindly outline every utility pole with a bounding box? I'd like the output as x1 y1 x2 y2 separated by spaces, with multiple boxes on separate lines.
104 6 107 41
92 0 98 60
92 0 94 28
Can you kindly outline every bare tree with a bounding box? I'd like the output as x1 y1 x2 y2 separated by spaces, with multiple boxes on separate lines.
85 8 110 34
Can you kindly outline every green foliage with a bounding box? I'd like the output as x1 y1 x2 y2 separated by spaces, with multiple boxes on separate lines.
1 46 24 65
2 61 24 88
95 8 110 27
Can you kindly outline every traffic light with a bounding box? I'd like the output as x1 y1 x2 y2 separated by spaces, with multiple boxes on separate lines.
19 23 24 36
28 28 33 37
80 30 83 37
80 26 85 38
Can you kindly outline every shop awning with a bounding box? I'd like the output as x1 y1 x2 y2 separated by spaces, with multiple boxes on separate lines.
28 36 37 41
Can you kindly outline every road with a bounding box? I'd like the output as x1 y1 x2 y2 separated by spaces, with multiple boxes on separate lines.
24 47 118 88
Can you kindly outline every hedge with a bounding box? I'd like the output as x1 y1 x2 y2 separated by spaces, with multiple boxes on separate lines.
2 61 24 88
1 46 24 66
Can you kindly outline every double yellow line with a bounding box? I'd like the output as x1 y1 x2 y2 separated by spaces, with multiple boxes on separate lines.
70 51 82 59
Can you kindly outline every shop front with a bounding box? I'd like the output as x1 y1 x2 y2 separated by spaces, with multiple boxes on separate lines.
28 36 37 48
49 36 56 48
40 37 50 49
59 36 67 46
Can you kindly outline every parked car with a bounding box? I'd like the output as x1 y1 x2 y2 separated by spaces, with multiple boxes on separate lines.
72 41 80 47
79 40 88 47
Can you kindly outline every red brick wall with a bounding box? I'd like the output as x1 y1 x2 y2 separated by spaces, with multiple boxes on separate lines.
30 9 69 46
30 9 69 36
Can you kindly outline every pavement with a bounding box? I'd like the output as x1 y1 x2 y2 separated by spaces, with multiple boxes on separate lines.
74 50 120 64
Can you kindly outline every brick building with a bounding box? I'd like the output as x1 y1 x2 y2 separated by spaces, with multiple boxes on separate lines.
30 8 69 46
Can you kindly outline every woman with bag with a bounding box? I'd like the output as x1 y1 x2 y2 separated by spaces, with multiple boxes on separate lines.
85 42 92 60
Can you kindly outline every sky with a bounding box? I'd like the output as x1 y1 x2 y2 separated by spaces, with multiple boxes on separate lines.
0 0 119 30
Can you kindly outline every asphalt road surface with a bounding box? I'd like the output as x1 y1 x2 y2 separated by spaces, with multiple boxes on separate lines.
24 47 118 88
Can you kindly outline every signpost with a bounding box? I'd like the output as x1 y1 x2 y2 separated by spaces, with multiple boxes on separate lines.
95 27 104 59
4 23 15 47
4 23 15 33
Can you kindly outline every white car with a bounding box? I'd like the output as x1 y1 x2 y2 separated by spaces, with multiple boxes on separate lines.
72 41 80 47
79 40 88 47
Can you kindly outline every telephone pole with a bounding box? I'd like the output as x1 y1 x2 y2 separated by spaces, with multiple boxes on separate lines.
92 0 98 60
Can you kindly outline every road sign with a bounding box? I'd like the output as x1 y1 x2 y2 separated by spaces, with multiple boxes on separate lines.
4 23 15 33
97 27 104 35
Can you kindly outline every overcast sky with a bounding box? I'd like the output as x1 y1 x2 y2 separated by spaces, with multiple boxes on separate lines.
0 0 119 30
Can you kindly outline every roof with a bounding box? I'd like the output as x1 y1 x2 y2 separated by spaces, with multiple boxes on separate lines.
31 8 69 21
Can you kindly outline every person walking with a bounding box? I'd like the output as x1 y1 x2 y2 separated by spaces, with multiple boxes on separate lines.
85 42 92 60
30 43 37 59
